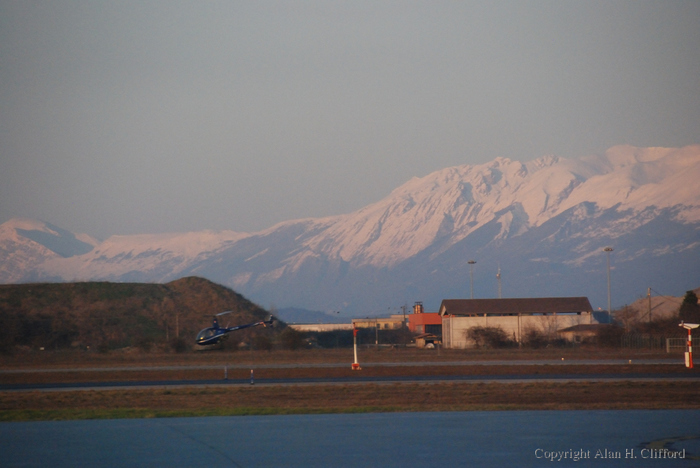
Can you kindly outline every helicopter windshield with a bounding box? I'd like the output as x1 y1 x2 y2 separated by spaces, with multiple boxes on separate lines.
196 328 216 341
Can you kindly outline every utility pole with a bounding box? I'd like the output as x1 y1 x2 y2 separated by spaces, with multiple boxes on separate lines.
375 319 379 349
468 260 476 299
496 267 502 299
604 247 613 323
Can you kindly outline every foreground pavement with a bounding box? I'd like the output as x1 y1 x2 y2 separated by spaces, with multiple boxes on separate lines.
2 372 699 392
2 410 699 467
0 358 683 373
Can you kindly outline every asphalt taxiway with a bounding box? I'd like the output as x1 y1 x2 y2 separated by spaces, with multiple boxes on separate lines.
2 410 699 467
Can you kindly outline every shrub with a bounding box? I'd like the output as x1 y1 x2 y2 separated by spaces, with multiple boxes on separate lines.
466 326 514 349
219 336 240 351
521 328 548 349
520 326 570 348
381 327 414 346
277 328 305 350
134 336 154 352
169 337 188 353
596 324 625 347
252 335 273 351
314 330 353 348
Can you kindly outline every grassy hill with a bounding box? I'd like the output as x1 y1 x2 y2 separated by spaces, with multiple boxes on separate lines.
0 277 272 353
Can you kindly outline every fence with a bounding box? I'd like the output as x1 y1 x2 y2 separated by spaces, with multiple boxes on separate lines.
665 337 686 353
621 334 685 352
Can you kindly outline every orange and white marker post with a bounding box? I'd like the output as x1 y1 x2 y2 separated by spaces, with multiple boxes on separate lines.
680 322 699 368
351 324 361 370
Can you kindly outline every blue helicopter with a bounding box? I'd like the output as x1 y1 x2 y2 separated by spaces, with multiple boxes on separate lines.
196 311 274 346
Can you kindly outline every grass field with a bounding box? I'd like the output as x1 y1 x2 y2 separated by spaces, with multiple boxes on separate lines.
1 347 697 421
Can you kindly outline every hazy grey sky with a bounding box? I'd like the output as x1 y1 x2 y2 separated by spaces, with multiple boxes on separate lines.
1 1 699 239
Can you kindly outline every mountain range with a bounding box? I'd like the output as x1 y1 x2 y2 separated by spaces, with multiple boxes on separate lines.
2 144 699 317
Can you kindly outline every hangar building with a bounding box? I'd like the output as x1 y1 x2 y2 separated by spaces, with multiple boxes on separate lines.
440 297 595 348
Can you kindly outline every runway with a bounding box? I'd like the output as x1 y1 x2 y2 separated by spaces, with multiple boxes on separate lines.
1 358 695 392
0 358 681 374
2 410 699 467
2 370 698 392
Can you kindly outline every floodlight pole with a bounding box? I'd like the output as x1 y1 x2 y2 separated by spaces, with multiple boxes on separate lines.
680 322 699 368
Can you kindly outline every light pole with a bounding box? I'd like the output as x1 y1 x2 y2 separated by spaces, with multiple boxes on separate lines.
468 260 476 299
604 247 613 323
496 267 502 299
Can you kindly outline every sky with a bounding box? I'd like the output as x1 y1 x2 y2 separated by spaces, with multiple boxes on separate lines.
1 1 699 239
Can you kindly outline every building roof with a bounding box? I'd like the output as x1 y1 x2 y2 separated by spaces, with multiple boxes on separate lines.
439 297 593 316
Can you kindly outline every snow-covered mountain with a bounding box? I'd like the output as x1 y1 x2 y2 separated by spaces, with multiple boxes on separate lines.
0 218 99 282
2 144 699 314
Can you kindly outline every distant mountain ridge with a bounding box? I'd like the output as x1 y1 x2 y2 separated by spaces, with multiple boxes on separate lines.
2 144 699 314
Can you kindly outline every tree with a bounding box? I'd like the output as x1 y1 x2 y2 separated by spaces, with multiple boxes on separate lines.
277 328 305 350
614 305 641 331
679 291 700 323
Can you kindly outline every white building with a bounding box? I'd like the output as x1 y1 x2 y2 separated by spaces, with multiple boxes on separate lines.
288 323 353 332
440 297 596 348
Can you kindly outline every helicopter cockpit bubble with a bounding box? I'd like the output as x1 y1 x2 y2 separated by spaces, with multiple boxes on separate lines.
196 328 216 341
